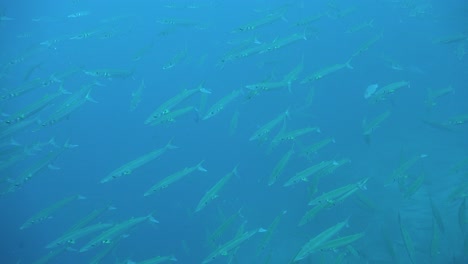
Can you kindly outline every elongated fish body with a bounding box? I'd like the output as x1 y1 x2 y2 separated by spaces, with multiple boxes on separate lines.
20 194 82 230
46 222 113 249
148 106 194 126
145 85 209 124
79 214 157 252
293 218 349 261
138 255 178 264
249 109 289 141
195 167 237 212
283 160 336 187
144 160 206 196
202 228 264 263
203 89 241 120
268 149 294 186
101 140 177 183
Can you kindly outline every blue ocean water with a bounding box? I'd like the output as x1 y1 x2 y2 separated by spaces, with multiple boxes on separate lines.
1 0 467 263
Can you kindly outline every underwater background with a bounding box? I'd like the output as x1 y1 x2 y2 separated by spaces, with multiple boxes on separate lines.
0 0 467 263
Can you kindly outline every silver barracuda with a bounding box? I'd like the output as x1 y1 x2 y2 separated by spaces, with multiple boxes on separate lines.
79 214 158 252
232 10 286 33
367 81 409 103
4 86 68 125
162 47 188 70
301 137 335 158
398 213 416 263
135 255 178 264
147 106 195 126
203 89 241 120
268 149 294 186
271 126 320 147
315 232 365 251
301 59 353 83
202 227 266 264
425 86 454 107
130 79 145 111
257 210 286 253
260 32 307 54
308 178 369 206
83 68 134 79
249 109 289 142
283 159 337 187
20 194 83 230
100 140 177 183
144 160 207 196
41 83 97 127
45 222 113 249
145 84 210 124
195 166 237 212
292 218 349 262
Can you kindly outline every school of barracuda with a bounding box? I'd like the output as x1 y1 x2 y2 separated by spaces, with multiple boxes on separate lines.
0 0 467 263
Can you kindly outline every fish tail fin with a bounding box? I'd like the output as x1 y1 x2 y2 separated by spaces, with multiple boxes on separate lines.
346 58 354 69
197 160 207 172
165 138 178 150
